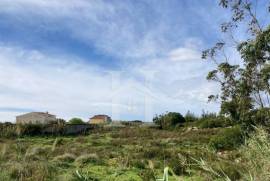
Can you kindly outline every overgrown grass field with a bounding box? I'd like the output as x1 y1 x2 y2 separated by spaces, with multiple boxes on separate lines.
0 125 269 181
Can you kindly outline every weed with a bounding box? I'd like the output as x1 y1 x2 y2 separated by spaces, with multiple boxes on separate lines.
75 153 100 166
53 153 76 162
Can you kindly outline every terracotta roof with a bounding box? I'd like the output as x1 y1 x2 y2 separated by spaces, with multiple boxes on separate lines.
90 115 110 119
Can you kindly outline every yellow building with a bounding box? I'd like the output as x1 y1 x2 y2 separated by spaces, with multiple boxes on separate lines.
89 115 112 124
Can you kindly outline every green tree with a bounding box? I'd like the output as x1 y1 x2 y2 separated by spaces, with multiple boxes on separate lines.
153 112 185 129
203 0 270 125
68 118 85 124
184 111 198 122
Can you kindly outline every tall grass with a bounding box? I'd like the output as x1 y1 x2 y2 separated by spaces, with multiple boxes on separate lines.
240 127 270 180
194 127 270 181
0 143 7 160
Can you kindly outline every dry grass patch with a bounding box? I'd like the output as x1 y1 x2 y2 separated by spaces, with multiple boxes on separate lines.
53 153 76 162
75 153 100 166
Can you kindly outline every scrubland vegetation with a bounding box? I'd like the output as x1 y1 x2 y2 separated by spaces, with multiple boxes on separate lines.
0 119 269 181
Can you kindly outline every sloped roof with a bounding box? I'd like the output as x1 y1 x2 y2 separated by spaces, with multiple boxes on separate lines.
90 115 110 119
17 112 55 117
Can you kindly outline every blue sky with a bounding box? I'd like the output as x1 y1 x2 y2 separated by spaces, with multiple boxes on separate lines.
0 0 267 122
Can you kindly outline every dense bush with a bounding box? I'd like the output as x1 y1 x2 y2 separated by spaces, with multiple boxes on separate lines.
153 112 185 129
0 123 17 138
233 108 270 133
68 118 85 124
209 126 244 151
241 108 270 126
16 124 44 136
16 124 67 136
198 116 233 128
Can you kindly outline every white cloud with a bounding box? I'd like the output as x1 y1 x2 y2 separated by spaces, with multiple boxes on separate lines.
0 1 222 121
168 47 201 61
167 38 203 62
0 0 193 59
0 44 219 122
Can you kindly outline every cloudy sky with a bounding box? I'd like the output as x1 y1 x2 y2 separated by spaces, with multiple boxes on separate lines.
0 0 267 122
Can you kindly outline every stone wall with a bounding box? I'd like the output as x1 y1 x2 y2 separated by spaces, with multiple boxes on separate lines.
42 124 95 135
3 123 97 136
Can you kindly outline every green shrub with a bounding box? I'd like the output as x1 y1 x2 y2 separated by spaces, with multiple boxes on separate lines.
0 124 17 138
209 126 244 150
240 108 270 131
16 124 44 136
153 112 185 129
252 108 270 126
68 118 85 124
198 116 233 128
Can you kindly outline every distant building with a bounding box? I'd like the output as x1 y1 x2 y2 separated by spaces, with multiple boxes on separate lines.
16 112 57 124
89 115 112 124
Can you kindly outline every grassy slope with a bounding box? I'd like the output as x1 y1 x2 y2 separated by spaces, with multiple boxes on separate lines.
0 126 252 180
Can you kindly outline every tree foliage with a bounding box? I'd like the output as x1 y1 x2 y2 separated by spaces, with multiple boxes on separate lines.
184 111 198 122
203 0 270 125
68 118 85 124
153 112 185 129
